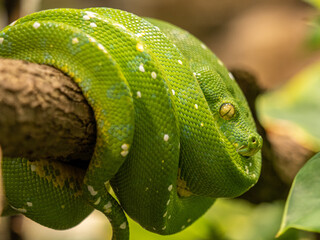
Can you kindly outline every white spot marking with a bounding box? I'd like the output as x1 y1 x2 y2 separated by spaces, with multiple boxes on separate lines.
26 202 33 207
152 227 157 231
139 63 145 72
135 32 145 37
121 144 129 150
103 201 112 213
252 173 256 178
201 43 207 49
136 91 142 98
181 225 185 229
10 205 27 213
85 11 97 18
168 215 171 219
87 185 98 196
9 21 16 26
168 184 173 191
166 199 170 205
194 104 198 109
33 22 40 29
114 23 127 30
245 166 249 174
121 150 129 157
120 222 127 229
17 208 27 213
136 43 144 52
87 36 96 42
164 134 169 142
98 43 107 53
229 72 235 80
145 187 149 191
171 89 175 95
151 72 157 79
178 59 183 65
30 165 37 171
72 37 79 44
217 59 224 66
83 15 90 20
90 22 97 28
163 211 167 217
187 218 191 223
0 38 4 44
200 122 204 127
94 197 101 205
162 226 167 230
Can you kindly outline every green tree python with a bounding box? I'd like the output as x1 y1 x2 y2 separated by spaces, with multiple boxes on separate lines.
0 8 262 240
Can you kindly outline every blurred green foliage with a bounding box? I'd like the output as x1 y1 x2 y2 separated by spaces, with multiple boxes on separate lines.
129 199 311 240
258 1 320 237
305 0 320 50
257 61 320 152
305 0 320 9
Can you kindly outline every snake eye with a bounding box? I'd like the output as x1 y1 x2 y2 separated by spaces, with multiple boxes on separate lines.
219 103 235 120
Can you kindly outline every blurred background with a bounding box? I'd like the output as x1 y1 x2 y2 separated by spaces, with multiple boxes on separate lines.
0 0 319 89
1 0 320 239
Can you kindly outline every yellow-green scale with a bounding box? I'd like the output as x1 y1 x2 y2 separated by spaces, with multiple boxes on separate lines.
2 157 93 229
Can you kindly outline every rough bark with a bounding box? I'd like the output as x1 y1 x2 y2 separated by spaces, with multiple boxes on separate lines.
0 59 96 168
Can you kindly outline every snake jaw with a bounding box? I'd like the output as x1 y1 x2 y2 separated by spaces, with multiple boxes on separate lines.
237 145 258 157
236 134 263 157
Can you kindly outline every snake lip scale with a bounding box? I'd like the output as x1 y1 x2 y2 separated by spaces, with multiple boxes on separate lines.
0 7 262 240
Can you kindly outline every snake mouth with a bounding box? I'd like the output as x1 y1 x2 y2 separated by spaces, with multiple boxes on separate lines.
234 134 263 158
237 145 260 157
227 132 263 194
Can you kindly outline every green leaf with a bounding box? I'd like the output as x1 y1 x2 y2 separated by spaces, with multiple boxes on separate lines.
307 16 320 50
278 152 320 236
304 0 320 9
257 62 320 151
129 199 309 240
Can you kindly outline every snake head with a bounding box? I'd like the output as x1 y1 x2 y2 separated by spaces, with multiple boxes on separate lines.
177 62 263 199
218 102 263 158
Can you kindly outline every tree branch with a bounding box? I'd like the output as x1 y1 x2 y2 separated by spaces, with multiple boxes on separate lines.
0 59 96 167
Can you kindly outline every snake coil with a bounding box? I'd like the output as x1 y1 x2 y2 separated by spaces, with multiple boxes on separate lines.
0 8 262 240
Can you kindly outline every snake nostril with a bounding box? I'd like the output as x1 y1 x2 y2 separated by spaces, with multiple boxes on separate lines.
249 136 259 146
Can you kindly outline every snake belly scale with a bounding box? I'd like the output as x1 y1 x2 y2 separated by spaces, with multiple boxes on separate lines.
0 8 262 240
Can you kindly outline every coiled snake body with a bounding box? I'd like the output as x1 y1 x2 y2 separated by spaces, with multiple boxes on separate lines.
0 8 262 239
